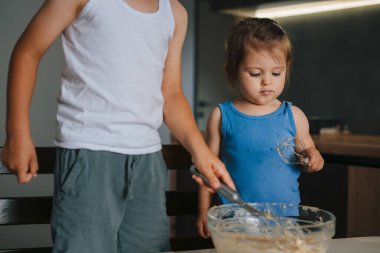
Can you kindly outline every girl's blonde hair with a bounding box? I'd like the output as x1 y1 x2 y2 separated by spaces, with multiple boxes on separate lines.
224 18 293 88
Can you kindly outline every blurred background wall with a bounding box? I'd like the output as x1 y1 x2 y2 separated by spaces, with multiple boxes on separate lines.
195 0 380 135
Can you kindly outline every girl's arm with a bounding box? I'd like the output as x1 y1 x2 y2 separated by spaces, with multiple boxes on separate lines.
162 0 235 191
1 0 87 183
196 107 223 238
197 186 212 238
291 106 324 172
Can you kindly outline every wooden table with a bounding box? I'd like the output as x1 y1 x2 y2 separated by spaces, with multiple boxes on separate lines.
164 237 380 253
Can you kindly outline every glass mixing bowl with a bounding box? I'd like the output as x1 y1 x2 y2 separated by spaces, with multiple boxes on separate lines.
208 203 335 253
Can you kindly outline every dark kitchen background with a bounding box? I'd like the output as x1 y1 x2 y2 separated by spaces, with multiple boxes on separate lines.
0 0 379 249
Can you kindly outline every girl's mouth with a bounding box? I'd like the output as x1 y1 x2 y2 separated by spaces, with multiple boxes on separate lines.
260 90 273 96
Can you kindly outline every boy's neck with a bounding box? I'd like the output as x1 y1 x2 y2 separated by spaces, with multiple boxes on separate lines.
125 0 159 13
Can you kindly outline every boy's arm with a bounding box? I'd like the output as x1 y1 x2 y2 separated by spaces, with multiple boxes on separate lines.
291 106 324 172
1 0 86 183
162 0 234 190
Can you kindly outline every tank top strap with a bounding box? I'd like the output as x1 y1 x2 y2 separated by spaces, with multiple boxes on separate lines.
160 0 175 26
218 100 234 137
282 101 296 135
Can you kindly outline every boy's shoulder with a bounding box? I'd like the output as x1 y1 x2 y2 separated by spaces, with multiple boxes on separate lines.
169 0 188 23
169 0 187 13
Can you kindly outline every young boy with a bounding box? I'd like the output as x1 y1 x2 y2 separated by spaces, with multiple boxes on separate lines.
1 0 234 252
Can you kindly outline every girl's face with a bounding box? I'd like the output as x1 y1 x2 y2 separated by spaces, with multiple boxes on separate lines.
237 47 287 106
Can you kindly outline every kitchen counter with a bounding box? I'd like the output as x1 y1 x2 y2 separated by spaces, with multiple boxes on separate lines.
312 134 380 167
303 134 380 238
312 134 380 158
164 237 380 253
327 237 380 253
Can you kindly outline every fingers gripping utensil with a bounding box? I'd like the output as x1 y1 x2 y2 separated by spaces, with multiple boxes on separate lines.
190 165 266 217
276 137 310 166
0 161 11 174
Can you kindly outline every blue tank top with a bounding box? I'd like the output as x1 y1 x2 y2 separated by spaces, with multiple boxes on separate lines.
219 100 300 205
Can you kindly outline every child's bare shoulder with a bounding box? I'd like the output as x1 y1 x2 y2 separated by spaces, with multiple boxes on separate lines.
169 0 188 22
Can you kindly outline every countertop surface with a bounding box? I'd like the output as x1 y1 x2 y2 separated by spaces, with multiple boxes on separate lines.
327 237 380 253
165 236 380 253
312 134 380 158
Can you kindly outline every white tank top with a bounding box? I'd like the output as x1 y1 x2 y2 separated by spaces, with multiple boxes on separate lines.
54 0 175 154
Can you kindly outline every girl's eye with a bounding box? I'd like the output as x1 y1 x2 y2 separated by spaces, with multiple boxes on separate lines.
272 72 282 76
249 73 261 77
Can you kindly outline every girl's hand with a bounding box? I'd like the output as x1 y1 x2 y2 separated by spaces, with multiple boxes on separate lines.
304 148 324 172
196 211 211 238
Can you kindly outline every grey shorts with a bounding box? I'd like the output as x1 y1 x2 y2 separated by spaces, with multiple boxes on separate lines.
51 148 170 253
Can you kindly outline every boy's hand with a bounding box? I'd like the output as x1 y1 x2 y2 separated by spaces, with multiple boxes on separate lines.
304 148 324 172
191 149 235 192
1 137 38 183
197 211 211 238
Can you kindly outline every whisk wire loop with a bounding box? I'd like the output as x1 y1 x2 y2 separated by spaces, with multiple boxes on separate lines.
277 137 310 166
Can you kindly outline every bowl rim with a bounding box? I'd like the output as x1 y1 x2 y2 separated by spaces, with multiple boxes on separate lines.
207 203 336 231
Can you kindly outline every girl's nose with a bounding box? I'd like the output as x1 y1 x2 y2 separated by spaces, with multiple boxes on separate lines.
261 74 271 86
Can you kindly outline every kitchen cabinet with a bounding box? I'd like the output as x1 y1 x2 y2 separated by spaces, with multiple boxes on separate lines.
300 134 380 238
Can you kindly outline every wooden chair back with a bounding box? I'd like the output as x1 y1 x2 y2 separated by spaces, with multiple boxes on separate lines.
0 145 213 252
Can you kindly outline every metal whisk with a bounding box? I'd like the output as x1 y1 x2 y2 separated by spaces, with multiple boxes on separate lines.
276 137 310 166
190 165 267 217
